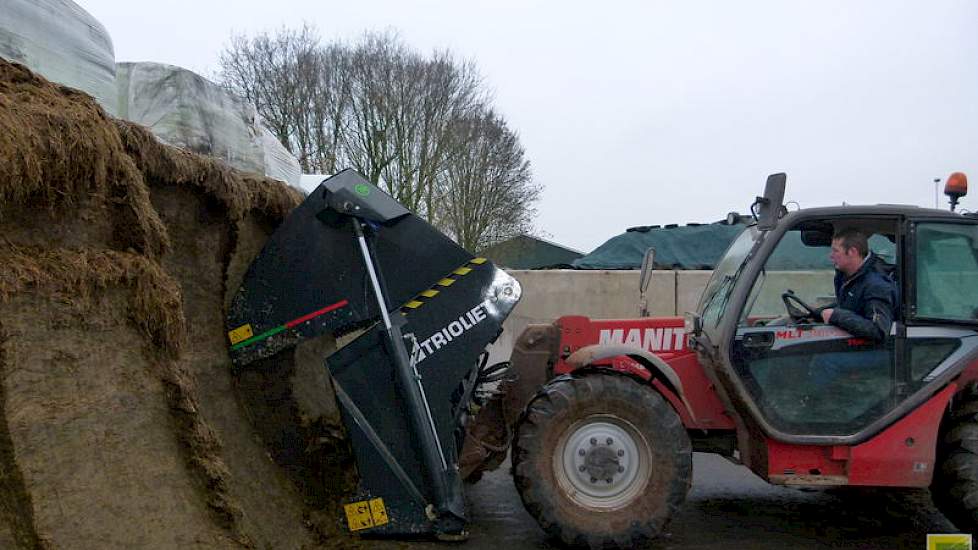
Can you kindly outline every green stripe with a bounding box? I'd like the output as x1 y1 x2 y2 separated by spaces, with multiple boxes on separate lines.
230 325 286 351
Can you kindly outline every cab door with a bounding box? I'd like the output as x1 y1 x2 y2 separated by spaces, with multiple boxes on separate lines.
729 218 903 436
904 219 978 389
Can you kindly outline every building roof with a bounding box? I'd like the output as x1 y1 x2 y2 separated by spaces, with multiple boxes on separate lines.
480 234 583 269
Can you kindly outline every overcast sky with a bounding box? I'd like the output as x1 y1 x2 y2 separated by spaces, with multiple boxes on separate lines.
77 0 978 252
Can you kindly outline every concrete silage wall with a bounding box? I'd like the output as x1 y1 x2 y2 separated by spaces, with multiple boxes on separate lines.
487 269 832 363
486 269 693 364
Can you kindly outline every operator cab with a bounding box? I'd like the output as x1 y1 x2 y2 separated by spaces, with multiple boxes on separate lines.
692 176 978 442
731 217 902 436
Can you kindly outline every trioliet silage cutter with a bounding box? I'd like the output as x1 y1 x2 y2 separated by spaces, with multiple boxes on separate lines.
226 169 521 539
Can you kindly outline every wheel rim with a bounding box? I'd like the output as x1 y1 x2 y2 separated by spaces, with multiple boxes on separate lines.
554 414 652 510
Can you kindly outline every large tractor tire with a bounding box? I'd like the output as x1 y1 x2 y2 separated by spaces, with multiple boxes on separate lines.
513 373 692 549
933 384 978 533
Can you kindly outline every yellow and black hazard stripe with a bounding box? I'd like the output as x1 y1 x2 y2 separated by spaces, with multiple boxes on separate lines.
400 257 488 315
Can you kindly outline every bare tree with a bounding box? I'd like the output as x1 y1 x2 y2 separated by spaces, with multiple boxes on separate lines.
340 33 484 216
340 33 409 197
413 52 484 219
218 27 541 246
220 25 347 174
439 108 539 252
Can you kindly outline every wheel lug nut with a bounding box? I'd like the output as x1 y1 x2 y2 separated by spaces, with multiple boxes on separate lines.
578 449 586 456
590 438 597 446
606 478 613 483
606 438 613 445
617 466 624 473
579 465 586 472
617 449 625 457
590 477 597 483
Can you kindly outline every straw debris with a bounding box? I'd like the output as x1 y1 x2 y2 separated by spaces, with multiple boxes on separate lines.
0 245 186 355
0 57 349 548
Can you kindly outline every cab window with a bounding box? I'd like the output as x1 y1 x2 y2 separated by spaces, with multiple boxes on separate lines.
739 224 895 323
914 222 978 322
731 219 901 436
699 225 758 329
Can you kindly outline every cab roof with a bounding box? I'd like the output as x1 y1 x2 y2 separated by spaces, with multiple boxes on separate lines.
787 204 970 220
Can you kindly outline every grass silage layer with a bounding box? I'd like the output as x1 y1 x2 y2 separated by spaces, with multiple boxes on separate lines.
0 58 358 549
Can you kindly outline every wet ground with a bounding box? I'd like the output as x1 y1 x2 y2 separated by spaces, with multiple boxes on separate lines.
373 452 961 549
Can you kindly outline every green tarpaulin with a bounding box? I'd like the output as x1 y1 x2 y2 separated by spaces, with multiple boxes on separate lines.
573 223 895 270
573 223 743 270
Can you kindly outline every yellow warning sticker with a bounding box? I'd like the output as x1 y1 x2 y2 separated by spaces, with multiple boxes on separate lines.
368 498 388 526
344 498 389 532
420 289 439 298
404 300 423 309
227 324 254 345
437 278 456 287
926 533 971 550
344 501 372 531
471 257 487 264
453 266 472 276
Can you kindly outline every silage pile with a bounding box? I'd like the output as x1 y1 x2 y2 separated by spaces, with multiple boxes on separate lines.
0 58 357 549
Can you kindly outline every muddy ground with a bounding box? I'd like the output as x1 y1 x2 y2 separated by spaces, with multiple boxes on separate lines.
375 453 957 550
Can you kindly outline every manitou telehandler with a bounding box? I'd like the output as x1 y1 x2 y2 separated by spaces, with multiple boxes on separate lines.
462 171 978 548
228 170 978 549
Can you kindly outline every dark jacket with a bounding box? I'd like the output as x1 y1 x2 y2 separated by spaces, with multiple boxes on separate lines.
828 253 898 342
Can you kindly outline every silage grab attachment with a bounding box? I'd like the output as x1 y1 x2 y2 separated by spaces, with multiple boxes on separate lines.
226 169 521 538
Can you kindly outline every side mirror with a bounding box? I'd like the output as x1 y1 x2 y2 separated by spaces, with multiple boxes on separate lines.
639 248 655 293
754 173 787 231
639 248 655 317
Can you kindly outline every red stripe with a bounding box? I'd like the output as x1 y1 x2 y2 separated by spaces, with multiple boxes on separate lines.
285 299 350 328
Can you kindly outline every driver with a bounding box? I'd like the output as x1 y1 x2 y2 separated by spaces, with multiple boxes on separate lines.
818 227 898 342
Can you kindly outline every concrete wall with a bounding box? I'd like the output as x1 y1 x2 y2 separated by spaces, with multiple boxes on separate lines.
507 269 681 321
486 268 834 364
486 269 710 364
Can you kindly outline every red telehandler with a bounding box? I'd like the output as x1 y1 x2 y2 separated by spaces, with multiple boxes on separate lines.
461 172 978 547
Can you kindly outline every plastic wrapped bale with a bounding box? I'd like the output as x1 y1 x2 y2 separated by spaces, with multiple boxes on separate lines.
257 118 303 188
300 174 331 194
115 61 301 186
0 0 118 115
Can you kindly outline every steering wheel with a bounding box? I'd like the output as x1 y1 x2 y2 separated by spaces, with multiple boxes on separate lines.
781 291 820 323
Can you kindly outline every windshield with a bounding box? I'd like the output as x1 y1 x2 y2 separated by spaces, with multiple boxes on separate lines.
698 225 760 328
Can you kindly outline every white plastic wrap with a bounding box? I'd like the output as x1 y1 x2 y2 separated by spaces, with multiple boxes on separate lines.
299 174 330 194
257 120 303 188
116 62 301 186
0 0 118 115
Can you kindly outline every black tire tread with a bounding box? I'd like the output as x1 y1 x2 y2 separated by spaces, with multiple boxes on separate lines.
933 389 978 533
512 373 692 549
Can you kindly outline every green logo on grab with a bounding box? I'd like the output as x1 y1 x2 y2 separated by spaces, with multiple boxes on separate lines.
354 183 371 197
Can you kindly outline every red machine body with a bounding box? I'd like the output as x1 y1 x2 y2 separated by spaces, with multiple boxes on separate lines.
499 176 978 547
550 314 978 488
